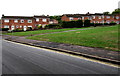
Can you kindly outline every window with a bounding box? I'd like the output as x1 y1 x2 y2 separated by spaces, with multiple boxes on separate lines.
21 20 24 23
42 19 47 22
106 16 110 19
16 25 19 28
82 17 84 20
116 16 119 19
98 16 101 19
106 20 110 23
102 15 104 18
14 19 18 23
69 17 74 20
89 17 92 20
4 25 9 28
116 21 119 24
92 16 95 19
36 18 39 22
20 26 22 28
4 19 9 22
28 20 32 23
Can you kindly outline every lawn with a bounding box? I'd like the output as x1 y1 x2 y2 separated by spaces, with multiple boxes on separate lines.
27 25 119 51
3 28 87 36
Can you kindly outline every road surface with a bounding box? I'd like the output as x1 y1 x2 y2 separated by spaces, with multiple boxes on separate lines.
2 40 119 74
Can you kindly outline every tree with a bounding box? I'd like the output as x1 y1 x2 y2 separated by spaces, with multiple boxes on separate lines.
50 15 61 23
103 11 110 14
112 8 120 14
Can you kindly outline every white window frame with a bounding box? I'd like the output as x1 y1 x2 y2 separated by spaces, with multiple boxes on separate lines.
16 25 19 28
106 16 110 19
28 20 32 23
4 25 9 28
21 19 24 23
36 18 39 22
92 16 95 19
69 17 74 21
14 19 18 23
42 19 47 22
116 16 119 19
4 19 9 23
98 16 101 19
20 26 22 28
106 20 110 23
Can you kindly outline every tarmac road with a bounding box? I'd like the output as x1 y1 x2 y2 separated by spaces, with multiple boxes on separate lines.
2 40 119 74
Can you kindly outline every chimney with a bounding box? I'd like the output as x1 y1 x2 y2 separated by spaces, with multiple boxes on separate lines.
2 14 4 17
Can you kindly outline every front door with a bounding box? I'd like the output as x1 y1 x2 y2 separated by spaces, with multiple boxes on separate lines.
24 26 27 31
11 25 14 30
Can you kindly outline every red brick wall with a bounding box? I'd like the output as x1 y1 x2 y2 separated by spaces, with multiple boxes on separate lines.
2 19 36 30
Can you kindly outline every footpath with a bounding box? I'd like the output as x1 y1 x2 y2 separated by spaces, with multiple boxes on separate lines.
2 35 120 64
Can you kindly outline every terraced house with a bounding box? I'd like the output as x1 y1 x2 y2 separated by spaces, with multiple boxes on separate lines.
1 15 58 31
61 12 120 24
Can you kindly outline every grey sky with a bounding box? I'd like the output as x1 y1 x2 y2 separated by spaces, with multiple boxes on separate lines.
0 0 119 17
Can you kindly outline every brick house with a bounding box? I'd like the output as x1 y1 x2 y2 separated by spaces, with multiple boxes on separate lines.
1 14 58 31
49 19 58 24
61 12 120 24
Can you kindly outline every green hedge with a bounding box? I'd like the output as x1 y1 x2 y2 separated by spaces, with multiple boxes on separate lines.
45 24 62 29
61 20 83 28
2 28 9 31
84 20 90 27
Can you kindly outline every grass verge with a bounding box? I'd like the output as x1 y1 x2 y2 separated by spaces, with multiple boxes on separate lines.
27 25 119 51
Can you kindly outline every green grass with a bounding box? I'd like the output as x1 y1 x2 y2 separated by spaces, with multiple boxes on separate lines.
3 28 87 36
27 25 119 51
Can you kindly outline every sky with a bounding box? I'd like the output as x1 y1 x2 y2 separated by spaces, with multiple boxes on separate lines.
0 0 120 17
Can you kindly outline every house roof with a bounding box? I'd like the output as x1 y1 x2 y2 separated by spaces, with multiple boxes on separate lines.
34 15 50 18
2 15 50 19
63 13 117 17
2 16 33 19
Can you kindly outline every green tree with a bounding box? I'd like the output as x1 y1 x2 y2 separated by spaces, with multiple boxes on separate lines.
103 11 110 14
112 8 120 14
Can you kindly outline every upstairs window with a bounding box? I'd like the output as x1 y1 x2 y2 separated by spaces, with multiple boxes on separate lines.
42 19 47 22
28 20 32 23
21 20 24 23
36 18 39 22
69 17 74 21
4 19 9 23
14 19 18 23
4 25 9 28
116 16 119 19
92 16 95 19
82 17 84 20
98 16 101 19
106 16 110 19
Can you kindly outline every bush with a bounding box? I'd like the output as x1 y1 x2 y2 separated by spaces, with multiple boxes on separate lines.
61 20 83 28
45 24 62 29
104 23 109 25
13 28 23 32
27 27 33 31
2 28 9 31
90 23 95 26
84 20 90 27
110 21 117 25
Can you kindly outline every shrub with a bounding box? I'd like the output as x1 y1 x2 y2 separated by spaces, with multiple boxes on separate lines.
13 28 23 32
104 23 109 25
110 21 117 25
45 24 62 29
61 20 83 28
95 23 103 26
84 20 90 27
2 28 9 31
27 27 33 31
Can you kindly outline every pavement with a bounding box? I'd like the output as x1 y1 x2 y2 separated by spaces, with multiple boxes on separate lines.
2 35 120 64
2 40 119 74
